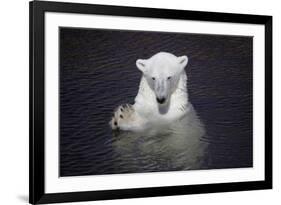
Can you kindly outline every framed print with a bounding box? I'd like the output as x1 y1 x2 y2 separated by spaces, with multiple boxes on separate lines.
29 0 272 204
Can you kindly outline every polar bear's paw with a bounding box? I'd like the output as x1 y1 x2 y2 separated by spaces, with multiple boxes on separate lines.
110 104 136 131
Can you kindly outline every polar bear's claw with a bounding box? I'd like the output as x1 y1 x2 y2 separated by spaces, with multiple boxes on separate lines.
110 104 135 131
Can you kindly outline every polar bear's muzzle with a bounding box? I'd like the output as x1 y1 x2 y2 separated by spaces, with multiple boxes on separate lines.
154 79 169 104
156 97 166 104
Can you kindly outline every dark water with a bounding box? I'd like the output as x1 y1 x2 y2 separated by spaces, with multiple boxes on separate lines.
59 28 253 177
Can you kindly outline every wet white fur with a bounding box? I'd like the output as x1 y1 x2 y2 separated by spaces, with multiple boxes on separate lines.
110 52 205 135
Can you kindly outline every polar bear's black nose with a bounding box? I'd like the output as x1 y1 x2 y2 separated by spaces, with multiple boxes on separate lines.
156 97 166 104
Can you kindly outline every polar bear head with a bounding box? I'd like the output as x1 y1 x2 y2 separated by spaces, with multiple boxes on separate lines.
136 52 188 105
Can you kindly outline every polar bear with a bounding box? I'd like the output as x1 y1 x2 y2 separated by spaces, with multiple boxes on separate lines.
110 52 205 137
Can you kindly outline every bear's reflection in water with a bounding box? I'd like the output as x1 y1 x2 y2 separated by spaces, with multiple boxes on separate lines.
111 117 209 173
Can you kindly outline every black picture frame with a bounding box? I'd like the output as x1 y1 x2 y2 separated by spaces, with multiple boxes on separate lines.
29 0 272 204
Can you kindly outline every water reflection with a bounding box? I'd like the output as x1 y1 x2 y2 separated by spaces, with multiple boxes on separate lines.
111 115 209 173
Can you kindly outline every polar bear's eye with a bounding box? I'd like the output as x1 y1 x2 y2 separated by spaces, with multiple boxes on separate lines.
167 76 172 80
152 77 155 80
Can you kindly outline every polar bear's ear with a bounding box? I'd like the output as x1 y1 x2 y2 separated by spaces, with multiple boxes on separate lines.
136 59 147 73
178 55 188 69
